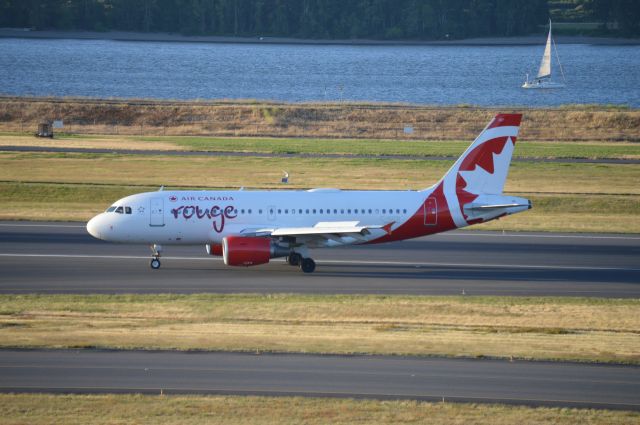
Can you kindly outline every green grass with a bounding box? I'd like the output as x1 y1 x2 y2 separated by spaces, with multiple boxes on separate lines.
2 182 639 232
1 150 639 232
139 135 640 159
1 294 638 364
476 193 640 233
4 132 640 159
1 393 637 425
0 181 155 203
1 151 639 194
1 148 639 232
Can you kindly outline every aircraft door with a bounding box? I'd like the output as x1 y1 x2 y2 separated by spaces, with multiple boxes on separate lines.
424 197 437 226
150 198 165 226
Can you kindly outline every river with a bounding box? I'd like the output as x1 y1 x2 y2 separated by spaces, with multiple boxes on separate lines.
1 37 638 107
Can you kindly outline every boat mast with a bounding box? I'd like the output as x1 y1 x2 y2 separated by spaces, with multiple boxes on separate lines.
551 29 567 83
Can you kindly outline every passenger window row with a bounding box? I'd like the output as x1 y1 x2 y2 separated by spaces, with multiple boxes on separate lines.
261 208 408 215
105 205 407 216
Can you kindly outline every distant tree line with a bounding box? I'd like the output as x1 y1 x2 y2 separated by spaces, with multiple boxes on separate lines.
587 0 640 36
0 0 637 39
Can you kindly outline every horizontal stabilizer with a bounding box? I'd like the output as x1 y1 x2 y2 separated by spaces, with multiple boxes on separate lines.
465 203 530 210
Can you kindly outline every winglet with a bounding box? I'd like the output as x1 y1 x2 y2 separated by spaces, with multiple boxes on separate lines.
382 222 395 235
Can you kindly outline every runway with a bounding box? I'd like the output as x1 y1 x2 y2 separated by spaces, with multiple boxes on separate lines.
1 221 639 296
2 222 640 411
1 349 638 410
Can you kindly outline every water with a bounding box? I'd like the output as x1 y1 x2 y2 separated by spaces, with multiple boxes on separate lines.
1 37 639 107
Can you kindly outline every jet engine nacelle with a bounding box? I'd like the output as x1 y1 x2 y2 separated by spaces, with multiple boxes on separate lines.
205 243 223 256
222 236 289 267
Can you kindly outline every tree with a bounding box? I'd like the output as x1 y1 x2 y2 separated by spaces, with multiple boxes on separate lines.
8 1 638 39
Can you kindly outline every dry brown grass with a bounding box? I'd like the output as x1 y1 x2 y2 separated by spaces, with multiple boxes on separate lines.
1 295 638 364
1 152 638 194
1 97 638 141
3 133 640 160
0 133 180 150
1 393 637 425
1 151 638 232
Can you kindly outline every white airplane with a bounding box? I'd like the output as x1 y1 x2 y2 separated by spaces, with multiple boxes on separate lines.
87 113 531 273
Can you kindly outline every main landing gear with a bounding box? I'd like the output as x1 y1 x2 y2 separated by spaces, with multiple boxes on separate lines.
286 253 316 274
286 253 302 266
300 257 316 273
149 244 162 270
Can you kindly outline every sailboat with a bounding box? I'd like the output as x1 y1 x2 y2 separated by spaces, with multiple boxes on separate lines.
522 20 566 89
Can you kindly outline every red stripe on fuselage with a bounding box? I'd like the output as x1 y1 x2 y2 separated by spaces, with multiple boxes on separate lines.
368 182 457 244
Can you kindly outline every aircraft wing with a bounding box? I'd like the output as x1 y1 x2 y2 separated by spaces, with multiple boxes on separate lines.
239 221 394 244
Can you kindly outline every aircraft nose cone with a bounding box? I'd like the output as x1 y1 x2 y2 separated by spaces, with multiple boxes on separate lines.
86 215 103 239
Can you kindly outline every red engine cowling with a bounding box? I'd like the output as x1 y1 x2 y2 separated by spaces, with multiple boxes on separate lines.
222 236 271 267
205 243 223 256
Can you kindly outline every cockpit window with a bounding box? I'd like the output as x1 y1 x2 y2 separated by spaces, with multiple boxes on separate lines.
125 207 132 214
106 207 116 212
115 206 124 214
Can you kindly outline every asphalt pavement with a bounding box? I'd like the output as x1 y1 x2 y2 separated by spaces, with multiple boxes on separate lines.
2 221 640 410
1 350 638 410
1 221 639 297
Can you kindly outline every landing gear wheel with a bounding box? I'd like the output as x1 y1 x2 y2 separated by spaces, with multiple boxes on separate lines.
287 253 302 266
300 258 316 274
149 244 162 270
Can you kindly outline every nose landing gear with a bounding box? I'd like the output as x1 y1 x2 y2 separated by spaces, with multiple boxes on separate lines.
150 244 162 270
150 258 161 269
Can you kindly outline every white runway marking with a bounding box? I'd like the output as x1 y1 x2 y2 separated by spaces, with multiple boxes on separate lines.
1 253 637 272
445 232 640 241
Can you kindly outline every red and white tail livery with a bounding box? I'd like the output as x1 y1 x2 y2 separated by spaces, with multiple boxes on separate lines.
87 114 531 273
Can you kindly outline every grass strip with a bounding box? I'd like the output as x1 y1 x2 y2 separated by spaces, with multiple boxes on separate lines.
3 133 640 159
1 294 638 364
1 151 639 194
0 393 637 425
2 151 638 232
3 190 638 233
167 136 640 160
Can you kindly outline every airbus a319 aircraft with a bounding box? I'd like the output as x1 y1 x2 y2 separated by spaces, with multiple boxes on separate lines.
87 114 531 273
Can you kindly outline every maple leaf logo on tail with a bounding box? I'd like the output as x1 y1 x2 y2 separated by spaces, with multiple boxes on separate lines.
373 114 528 244
440 114 522 228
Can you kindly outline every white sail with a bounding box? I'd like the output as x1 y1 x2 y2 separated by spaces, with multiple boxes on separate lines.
536 25 552 79
523 20 565 89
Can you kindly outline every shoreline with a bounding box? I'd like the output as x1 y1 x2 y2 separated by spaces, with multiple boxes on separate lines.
1 94 635 109
1 96 638 143
1 28 639 46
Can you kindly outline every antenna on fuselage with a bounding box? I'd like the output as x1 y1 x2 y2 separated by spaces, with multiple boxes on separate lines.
281 171 289 184
158 185 164 191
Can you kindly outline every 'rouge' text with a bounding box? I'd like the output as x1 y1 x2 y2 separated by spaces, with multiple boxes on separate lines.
171 205 237 233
